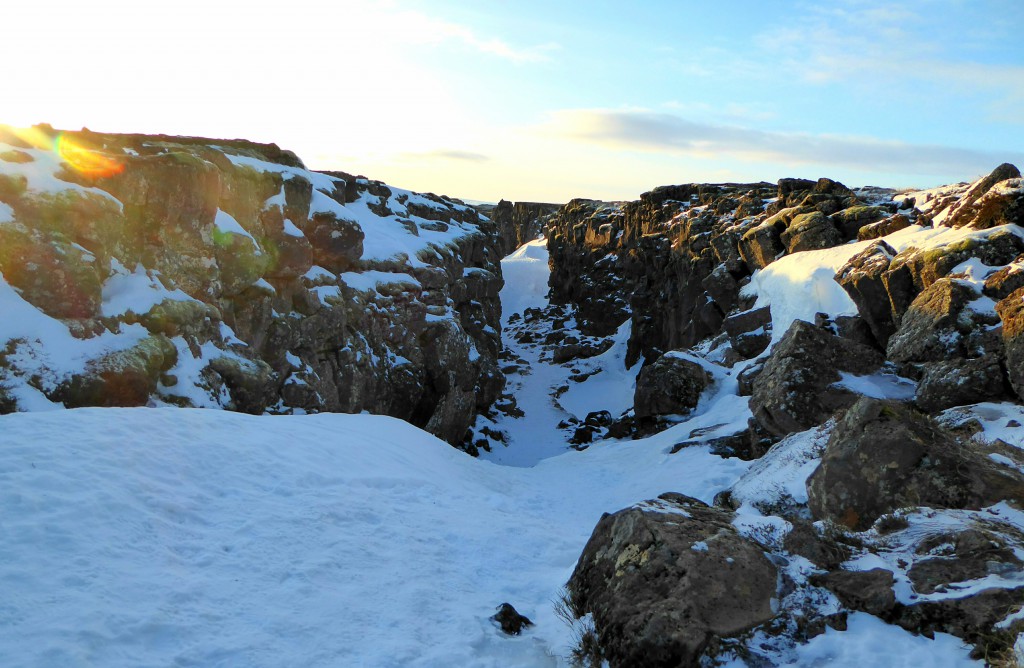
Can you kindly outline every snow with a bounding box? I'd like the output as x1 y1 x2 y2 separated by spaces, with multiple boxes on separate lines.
0 141 124 208
498 238 551 328
778 613 977 667
832 371 917 400
0 407 748 668
101 262 198 317
282 218 304 238
214 208 260 251
743 223 1023 347
0 270 152 397
0 200 13 223
339 270 422 293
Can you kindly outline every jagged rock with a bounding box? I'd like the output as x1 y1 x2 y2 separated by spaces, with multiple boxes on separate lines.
984 259 1024 300
856 213 912 240
207 356 277 414
811 569 896 617
56 335 177 407
488 200 558 256
0 225 104 319
997 286 1024 400
701 264 741 312
491 603 533 636
723 306 772 359
749 320 883 438
908 529 1022 595
780 210 843 252
806 398 1024 530
739 216 787 270
914 356 1010 412
945 163 1023 229
568 493 778 668
882 228 1024 323
886 278 999 364
835 240 898 346
633 353 712 419
830 205 889 239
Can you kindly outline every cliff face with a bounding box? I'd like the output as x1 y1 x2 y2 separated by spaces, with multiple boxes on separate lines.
0 126 503 447
487 199 560 257
547 171 1024 371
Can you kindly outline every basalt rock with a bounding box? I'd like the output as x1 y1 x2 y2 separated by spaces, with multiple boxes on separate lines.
633 352 712 419
749 320 884 438
0 127 504 448
567 493 778 667
806 398 1024 530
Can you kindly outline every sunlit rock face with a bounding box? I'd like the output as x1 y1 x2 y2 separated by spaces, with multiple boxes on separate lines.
0 125 503 448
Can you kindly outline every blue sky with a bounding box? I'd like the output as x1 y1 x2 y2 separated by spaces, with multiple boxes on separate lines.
5 0 1023 201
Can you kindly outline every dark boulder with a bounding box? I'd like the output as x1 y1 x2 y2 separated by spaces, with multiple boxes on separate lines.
914 356 1011 413
749 320 884 438
806 398 1024 530
568 493 778 668
633 353 712 419
491 603 533 636
886 278 999 364
835 240 898 346
997 286 1024 400
723 305 772 359
780 210 843 252
811 569 896 617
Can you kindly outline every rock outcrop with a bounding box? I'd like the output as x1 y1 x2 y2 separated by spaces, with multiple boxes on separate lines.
567 493 778 667
487 200 560 257
0 125 503 448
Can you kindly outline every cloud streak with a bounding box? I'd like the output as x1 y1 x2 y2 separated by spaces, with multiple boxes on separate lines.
549 108 1024 177
403 149 491 163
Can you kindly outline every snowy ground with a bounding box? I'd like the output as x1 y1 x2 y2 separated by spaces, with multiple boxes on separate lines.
0 235 992 666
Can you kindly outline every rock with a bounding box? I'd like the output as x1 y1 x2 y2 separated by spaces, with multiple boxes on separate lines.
811 569 896 617
568 493 778 667
983 260 1024 301
856 213 912 241
886 278 999 364
780 210 843 252
633 353 712 419
491 603 533 636
835 241 898 346
207 356 277 414
830 205 888 239
914 356 1010 413
56 335 177 407
908 529 1022 596
750 320 883 438
997 287 1024 400
806 398 1024 530
723 306 772 359
945 163 1023 229
739 216 787 270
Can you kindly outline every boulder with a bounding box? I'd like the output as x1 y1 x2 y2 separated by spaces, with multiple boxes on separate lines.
983 260 1024 301
811 569 896 617
568 493 778 668
633 353 712 419
997 286 1024 400
835 240 897 346
780 210 843 252
914 356 1010 413
806 398 1024 530
856 213 912 241
886 278 999 364
749 320 883 438
722 305 772 359
56 335 177 407
830 205 888 239
945 163 1023 229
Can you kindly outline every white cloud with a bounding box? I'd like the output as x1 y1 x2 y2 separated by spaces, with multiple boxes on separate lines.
546 108 1024 176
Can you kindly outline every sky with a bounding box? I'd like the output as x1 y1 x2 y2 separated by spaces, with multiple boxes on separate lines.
4 0 1024 202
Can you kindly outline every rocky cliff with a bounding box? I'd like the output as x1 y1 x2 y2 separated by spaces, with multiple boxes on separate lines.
544 165 1024 663
0 125 503 446
488 199 560 257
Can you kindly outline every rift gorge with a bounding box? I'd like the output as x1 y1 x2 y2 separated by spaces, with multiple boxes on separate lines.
2 125 1024 667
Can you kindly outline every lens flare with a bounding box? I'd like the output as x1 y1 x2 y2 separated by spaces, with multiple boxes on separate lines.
54 133 124 178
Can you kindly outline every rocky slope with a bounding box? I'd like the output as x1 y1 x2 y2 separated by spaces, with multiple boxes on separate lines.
0 125 503 446
540 165 1024 664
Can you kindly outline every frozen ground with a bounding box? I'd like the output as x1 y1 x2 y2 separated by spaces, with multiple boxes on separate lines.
0 235 996 666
